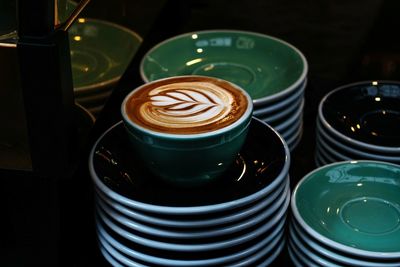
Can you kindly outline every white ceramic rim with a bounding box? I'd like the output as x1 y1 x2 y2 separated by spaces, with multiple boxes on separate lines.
317 119 400 162
314 146 328 167
287 241 303 267
316 132 352 161
283 121 303 153
291 160 400 259
318 80 400 153
274 99 304 133
253 79 306 117
96 213 286 266
315 135 339 164
98 240 126 267
98 233 146 267
251 238 286 267
121 75 253 139
230 230 286 266
289 222 343 267
287 127 303 152
139 29 308 106
291 219 400 267
94 175 288 228
72 18 143 92
288 237 314 266
95 191 290 252
89 118 290 215
256 94 303 123
279 110 303 140
95 179 289 240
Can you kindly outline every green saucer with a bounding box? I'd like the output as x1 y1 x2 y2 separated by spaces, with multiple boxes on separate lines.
69 18 142 91
293 160 400 256
140 30 307 104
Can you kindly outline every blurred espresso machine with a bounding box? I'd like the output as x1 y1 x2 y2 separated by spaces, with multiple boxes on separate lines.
0 0 90 174
0 0 90 265
0 0 89 175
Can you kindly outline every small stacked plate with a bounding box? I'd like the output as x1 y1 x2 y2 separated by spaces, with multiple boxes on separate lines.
68 18 142 117
140 30 308 151
289 160 400 267
315 81 400 167
90 117 291 266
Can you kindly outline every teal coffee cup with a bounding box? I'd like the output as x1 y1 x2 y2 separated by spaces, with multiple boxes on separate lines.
121 75 253 186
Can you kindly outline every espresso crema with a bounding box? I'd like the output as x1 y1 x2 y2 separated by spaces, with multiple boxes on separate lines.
125 77 249 134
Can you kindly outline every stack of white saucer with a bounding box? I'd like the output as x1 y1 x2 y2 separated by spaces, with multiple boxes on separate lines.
253 79 307 152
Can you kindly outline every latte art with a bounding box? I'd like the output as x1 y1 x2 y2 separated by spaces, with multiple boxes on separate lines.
125 77 249 134
146 82 233 128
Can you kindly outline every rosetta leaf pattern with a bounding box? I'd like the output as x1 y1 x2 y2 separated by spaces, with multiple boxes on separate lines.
150 90 219 112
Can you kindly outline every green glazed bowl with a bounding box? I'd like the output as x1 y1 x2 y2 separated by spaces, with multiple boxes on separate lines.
69 18 142 92
292 160 400 259
140 30 307 106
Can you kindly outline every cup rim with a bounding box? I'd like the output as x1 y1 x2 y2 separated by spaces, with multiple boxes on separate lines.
318 80 400 153
121 75 254 139
291 159 400 259
139 29 308 106
89 118 290 215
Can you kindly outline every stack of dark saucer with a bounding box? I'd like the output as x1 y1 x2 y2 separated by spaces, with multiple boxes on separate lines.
90 118 291 266
315 81 400 167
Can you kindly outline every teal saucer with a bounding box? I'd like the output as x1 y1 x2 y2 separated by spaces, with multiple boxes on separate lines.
140 30 307 105
69 18 142 92
292 160 400 258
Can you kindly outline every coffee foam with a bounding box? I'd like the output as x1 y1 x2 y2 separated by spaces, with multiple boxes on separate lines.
125 77 249 134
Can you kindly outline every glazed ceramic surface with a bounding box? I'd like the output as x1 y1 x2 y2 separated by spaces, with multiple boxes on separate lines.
252 78 306 117
95 208 287 266
317 119 400 163
293 160 400 257
95 180 289 240
121 76 253 186
140 30 307 105
320 81 400 148
290 220 400 267
97 219 284 266
90 117 289 215
289 223 342 267
94 194 289 253
69 18 142 91
94 176 288 229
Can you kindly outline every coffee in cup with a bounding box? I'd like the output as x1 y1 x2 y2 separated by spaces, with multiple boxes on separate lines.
121 75 253 186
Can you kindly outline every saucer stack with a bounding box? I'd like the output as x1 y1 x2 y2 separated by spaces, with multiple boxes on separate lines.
140 30 308 151
289 160 400 267
68 18 142 117
90 118 291 266
252 79 307 152
315 81 400 167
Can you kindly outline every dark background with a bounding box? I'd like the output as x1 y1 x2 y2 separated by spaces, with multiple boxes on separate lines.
1 0 400 266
